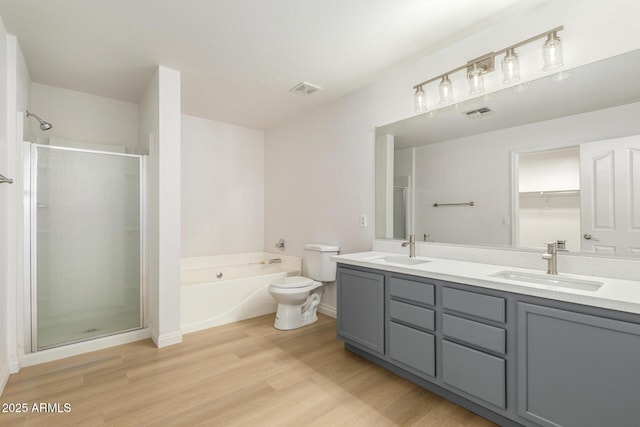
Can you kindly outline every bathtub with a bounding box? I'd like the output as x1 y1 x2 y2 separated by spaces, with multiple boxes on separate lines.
180 252 301 334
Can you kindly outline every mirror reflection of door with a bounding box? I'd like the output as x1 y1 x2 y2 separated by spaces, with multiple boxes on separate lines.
517 147 581 250
580 136 640 254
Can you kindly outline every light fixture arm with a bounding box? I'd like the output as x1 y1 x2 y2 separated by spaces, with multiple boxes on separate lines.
412 25 564 90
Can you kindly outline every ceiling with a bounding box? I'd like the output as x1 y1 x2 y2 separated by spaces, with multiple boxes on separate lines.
0 0 543 130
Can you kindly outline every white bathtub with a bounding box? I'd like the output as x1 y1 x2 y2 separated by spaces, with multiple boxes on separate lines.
180 252 301 334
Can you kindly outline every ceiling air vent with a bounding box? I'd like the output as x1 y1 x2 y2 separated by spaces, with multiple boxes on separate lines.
289 81 322 96
463 106 494 119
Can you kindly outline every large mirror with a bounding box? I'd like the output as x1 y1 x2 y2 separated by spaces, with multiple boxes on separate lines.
375 49 640 256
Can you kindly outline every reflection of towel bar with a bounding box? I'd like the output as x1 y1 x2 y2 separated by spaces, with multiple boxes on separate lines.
0 174 13 184
433 201 474 207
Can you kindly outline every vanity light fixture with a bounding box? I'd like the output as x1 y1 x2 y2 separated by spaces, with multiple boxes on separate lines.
542 31 563 71
467 53 495 95
412 26 564 114
439 75 453 104
468 62 486 95
413 85 427 113
501 48 520 83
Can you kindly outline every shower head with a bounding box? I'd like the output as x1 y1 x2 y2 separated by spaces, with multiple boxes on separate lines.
26 110 53 131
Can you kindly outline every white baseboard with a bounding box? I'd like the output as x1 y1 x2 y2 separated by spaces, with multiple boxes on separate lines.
150 328 159 346
155 331 182 348
0 361 9 397
318 303 337 318
21 329 151 367
8 355 19 374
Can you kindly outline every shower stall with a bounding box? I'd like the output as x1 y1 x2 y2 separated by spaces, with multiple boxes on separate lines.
25 143 145 351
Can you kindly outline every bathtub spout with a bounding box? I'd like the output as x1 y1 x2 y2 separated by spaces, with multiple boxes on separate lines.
268 258 282 264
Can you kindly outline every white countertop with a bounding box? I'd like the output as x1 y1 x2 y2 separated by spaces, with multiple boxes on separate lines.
332 251 640 315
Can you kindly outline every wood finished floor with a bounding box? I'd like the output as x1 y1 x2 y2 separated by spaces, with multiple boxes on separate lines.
0 314 497 426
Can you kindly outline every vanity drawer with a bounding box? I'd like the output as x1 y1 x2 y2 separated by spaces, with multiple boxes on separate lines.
442 287 505 323
442 340 506 409
389 321 435 377
390 277 435 306
443 313 506 354
390 300 435 332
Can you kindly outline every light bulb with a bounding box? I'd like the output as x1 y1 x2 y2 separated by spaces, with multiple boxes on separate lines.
413 86 427 113
439 75 453 105
542 31 563 71
501 48 520 84
468 63 485 95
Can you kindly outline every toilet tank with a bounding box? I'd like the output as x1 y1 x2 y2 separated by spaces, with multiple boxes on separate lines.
304 244 340 282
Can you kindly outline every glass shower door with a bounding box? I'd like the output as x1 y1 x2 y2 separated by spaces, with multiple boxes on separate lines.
32 145 143 350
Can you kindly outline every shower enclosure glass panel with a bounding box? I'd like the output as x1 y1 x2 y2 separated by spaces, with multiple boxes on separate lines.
32 145 143 350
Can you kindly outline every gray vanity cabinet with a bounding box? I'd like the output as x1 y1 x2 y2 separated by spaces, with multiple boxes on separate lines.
336 267 385 354
441 287 508 410
388 277 436 378
517 302 640 427
336 262 640 427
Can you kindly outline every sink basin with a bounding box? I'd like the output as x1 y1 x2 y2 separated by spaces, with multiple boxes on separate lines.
490 270 603 292
372 255 431 266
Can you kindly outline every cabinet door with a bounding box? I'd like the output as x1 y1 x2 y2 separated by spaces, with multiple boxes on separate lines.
337 267 384 354
389 322 435 378
442 340 506 409
517 303 640 427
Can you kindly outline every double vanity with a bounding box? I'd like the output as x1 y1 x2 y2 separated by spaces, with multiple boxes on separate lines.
333 250 640 427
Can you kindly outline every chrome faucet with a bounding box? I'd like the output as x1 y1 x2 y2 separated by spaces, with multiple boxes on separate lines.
401 234 416 258
556 240 567 251
542 241 558 275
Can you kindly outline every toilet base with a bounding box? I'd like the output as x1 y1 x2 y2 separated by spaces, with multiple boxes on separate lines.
273 308 318 330
273 289 323 330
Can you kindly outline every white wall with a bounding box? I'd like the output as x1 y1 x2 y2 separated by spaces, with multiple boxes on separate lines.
264 0 640 314
30 83 138 150
139 69 160 347
9 35 29 378
265 93 377 314
140 66 182 348
0 13 10 395
157 67 181 347
0 16 30 396
181 115 264 257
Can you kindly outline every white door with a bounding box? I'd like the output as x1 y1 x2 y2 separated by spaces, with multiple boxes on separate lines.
580 135 640 253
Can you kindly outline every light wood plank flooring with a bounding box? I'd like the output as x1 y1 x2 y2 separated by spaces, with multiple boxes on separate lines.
1 314 497 426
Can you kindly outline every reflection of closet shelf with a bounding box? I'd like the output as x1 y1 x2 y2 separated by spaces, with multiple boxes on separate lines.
519 190 580 198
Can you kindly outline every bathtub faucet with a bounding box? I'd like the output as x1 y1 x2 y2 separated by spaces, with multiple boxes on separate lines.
274 238 286 251
268 258 282 264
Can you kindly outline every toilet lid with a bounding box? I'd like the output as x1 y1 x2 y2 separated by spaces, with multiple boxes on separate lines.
270 276 314 289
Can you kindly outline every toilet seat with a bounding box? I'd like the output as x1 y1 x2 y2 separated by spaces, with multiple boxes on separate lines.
270 276 314 289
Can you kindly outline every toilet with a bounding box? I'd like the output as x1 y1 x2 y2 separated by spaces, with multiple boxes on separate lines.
268 243 339 330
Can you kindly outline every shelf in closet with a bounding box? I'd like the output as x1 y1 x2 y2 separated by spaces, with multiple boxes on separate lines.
519 189 580 198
